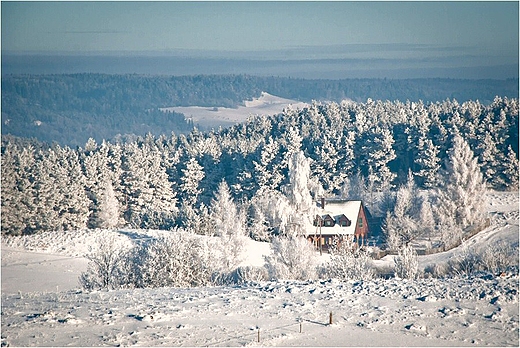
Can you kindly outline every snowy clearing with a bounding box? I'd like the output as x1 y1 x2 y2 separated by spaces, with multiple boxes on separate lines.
160 92 308 128
1 191 518 346
2 276 518 347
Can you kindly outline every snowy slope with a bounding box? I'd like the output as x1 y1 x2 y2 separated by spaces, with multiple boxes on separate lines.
1 191 518 346
160 92 308 128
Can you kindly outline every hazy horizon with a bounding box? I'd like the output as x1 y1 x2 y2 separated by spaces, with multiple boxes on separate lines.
2 1 519 79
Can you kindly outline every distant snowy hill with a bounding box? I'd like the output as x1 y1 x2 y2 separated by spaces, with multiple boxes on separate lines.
161 92 308 128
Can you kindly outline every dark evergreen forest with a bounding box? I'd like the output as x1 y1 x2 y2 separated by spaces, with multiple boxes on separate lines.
2 74 518 146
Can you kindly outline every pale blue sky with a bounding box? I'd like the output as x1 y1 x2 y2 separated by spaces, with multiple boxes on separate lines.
2 1 518 54
1 1 518 78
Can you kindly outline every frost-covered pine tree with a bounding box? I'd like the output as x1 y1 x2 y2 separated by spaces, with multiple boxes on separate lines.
434 135 487 244
32 149 63 232
209 180 244 237
179 156 205 228
250 188 292 236
1 143 36 235
246 202 270 241
284 151 315 234
418 198 435 247
501 145 519 190
93 181 120 229
383 172 421 250
121 143 178 229
286 151 314 209
362 126 397 192
180 157 205 205
414 137 441 188
253 137 284 192
340 171 367 201
208 181 247 272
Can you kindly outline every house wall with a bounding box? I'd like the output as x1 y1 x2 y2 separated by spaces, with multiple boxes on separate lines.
354 203 369 238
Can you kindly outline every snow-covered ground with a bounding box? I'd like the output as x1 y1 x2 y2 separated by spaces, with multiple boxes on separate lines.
1 191 518 346
160 92 308 129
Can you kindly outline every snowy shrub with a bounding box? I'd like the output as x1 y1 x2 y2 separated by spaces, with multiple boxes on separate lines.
264 236 318 280
447 243 481 276
132 232 215 288
424 263 449 278
326 241 375 281
394 244 420 279
214 266 268 285
481 241 518 274
448 241 519 277
79 234 131 290
213 234 247 274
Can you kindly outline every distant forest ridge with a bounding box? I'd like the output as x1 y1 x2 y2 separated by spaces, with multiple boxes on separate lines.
1 74 518 146
2 53 518 80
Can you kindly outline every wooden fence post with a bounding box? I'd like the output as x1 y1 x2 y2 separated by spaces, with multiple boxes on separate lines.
329 312 333 325
257 328 260 343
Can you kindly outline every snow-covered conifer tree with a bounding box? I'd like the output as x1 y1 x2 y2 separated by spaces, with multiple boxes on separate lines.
502 146 519 190
250 189 292 236
208 181 247 272
418 198 435 247
246 203 270 241
414 137 441 188
179 156 205 228
434 135 487 245
383 172 421 250
82 141 123 229
32 149 63 232
180 157 205 205
93 181 120 229
284 150 316 236
54 146 90 231
362 126 397 192
1 143 36 235
253 137 284 192
286 151 314 211
121 142 178 229
209 180 244 237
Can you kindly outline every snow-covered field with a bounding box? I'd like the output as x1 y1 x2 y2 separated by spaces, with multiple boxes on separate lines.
1 191 518 346
160 92 308 128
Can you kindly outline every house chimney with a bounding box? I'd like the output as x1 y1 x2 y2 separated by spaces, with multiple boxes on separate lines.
321 197 325 209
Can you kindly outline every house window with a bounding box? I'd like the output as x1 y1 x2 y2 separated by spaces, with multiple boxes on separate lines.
358 217 363 227
339 219 351 227
322 215 335 227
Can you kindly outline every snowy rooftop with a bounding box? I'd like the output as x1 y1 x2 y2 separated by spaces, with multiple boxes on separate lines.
306 200 363 236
